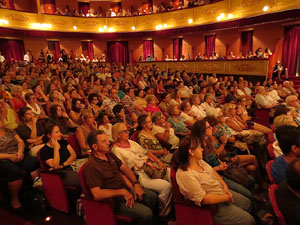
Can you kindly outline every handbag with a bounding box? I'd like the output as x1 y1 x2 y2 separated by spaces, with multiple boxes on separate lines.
142 161 166 179
223 161 249 187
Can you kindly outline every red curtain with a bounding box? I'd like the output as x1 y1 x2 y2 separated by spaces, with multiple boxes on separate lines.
42 0 56 14
78 2 90 16
282 25 300 76
107 41 129 66
82 41 94 60
205 35 216 57
143 40 154 60
87 42 94 60
8 0 15 9
240 30 253 56
173 38 182 60
0 39 25 63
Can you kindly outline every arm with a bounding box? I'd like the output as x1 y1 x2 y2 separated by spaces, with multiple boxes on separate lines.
44 140 61 169
30 117 38 139
62 145 77 167
225 118 243 132
90 186 129 201
15 134 25 161
76 127 91 152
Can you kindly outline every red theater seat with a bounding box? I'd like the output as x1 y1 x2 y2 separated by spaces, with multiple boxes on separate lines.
268 184 287 225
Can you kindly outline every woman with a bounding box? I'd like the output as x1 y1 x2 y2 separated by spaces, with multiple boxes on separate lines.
180 100 197 129
190 94 207 120
0 117 39 210
46 104 76 138
170 88 182 106
25 93 47 118
111 122 172 217
47 89 66 115
137 115 173 164
0 97 19 130
88 93 103 120
98 112 113 143
134 89 147 109
158 93 171 117
152 112 179 150
172 136 255 225
40 124 80 188
144 96 161 114
167 104 190 138
33 84 49 106
10 86 26 112
76 109 98 155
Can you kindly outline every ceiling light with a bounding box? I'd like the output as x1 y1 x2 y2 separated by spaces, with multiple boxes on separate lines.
103 25 107 30
108 27 113 32
132 26 135 31
220 13 225 19
163 24 167 28
99 28 103 32
227 13 233 19
73 26 77 30
217 16 221 21
31 23 52 29
188 19 193 24
263 6 269 12
0 19 9 25
156 24 162 30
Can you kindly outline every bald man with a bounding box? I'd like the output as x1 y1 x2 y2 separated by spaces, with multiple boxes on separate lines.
286 95 300 125
255 86 278 109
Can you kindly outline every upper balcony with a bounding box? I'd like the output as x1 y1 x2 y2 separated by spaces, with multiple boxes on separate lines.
0 0 299 34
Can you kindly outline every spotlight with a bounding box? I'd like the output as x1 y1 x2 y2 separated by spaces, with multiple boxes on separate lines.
217 16 221 21
263 6 269 12
227 13 233 19
132 26 136 31
188 19 193 24
108 27 113 32
155 24 162 30
99 28 103 32
45 216 52 222
103 25 107 30
0 19 9 25
163 24 167 28
220 13 225 19
73 26 77 30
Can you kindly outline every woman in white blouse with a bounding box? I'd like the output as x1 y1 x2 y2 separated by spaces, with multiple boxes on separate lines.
173 136 255 225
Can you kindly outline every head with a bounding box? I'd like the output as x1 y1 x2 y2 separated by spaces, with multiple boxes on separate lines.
152 112 166 126
273 114 297 128
191 118 213 145
80 109 95 126
286 95 300 108
25 93 36 104
190 94 201 106
43 124 62 143
171 136 202 171
87 130 110 153
286 158 300 192
88 93 99 104
161 93 171 103
204 94 213 104
275 125 300 156
72 98 82 112
113 104 125 118
18 107 33 122
168 104 180 116
49 104 63 119
223 103 237 117
138 114 153 131
112 123 129 142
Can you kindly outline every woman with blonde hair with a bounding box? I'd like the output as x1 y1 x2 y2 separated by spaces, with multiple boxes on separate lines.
111 122 172 218
75 109 98 155
273 114 298 128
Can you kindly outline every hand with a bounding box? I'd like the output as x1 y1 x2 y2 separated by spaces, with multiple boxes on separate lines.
62 112 69 118
32 116 38 124
165 122 172 130
133 183 144 201
51 138 60 150
9 154 19 162
122 189 135 208
220 134 228 144
218 162 228 171
16 152 24 161
158 160 167 170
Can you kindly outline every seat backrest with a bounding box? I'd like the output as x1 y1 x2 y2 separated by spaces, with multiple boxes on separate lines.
266 160 275 184
267 143 276 159
170 167 186 204
67 133 82 157
268 133 275 143
37 149 48 171
78 163 93 199
130 130 140 142
268 184 287 225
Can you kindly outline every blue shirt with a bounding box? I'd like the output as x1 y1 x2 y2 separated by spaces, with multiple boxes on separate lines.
271 155 288 184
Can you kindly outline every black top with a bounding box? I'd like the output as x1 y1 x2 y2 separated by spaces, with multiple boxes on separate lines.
40 139 70 167
275 181 300 225
16 122 43 151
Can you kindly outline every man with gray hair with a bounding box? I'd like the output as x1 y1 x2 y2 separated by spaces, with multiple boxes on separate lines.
255 86 278 109
286 95 300 125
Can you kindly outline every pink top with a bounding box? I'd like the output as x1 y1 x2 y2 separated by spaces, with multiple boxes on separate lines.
144 104 161 114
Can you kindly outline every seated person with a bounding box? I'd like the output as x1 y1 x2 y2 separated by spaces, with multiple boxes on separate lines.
180 100 197 129
271 125 300 184
0 97 19 130
137 115 173 164
167 104 190 138
40 124 80 188
272 61 288 80
0 117 39 209
85 130 158 225
152 112 179 150
145 95 161 115
98 112 113 143
173 136 255 225
111 123 172 218
255 86 278 109
201 94 221 117
76 109 98 155
275 158 300 225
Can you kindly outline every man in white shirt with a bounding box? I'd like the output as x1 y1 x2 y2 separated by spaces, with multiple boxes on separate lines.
255 86 278 109
190 94 206 120
201 94 221 117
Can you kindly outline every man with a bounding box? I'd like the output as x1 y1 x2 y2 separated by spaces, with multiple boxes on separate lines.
273 60 288 80
85 131 157 225
286 95 300 125
200 94 221 117
271 125 300 184
275 158 300 225
255 86 278 109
